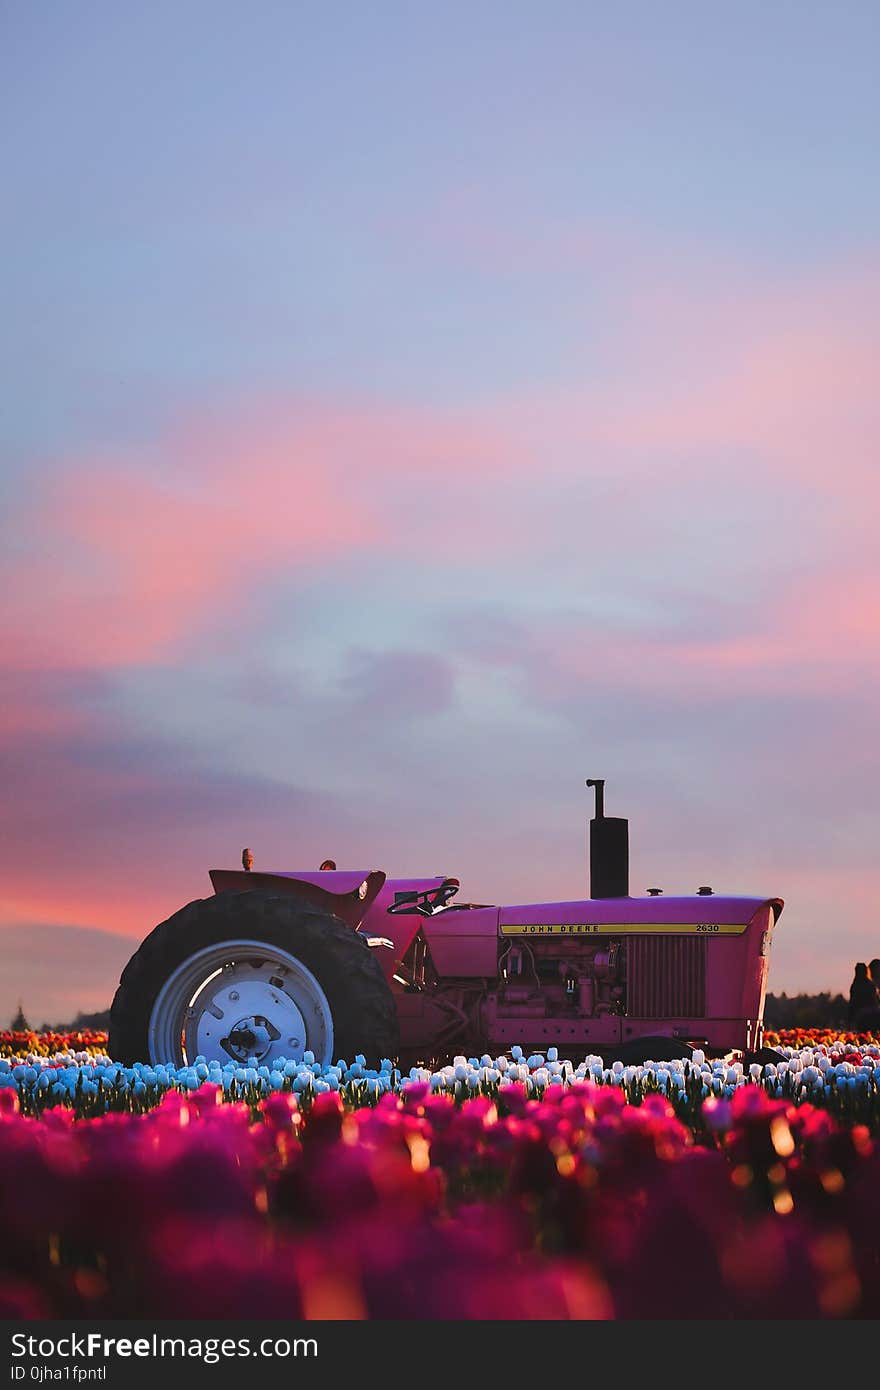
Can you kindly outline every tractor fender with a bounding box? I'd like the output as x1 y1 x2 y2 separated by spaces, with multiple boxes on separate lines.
208 868 386 930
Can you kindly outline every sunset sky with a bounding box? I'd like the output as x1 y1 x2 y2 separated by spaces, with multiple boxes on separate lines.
3 4 879 1023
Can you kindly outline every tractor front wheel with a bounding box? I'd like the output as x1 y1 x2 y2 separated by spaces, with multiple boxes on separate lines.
108 892 399 1069
594 1034 698 1066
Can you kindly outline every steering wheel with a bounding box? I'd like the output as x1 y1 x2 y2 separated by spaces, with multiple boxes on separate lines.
387 879 460 915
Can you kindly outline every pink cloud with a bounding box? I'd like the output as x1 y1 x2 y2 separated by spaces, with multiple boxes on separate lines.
519 575 880 701
493 268 874 484
3 444 377 668
563 267 875 488
5 250 878 677
1 401 538 671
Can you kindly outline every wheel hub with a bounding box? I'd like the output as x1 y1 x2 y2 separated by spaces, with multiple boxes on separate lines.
196 976 307 1064
147 940 334 1068
223 1015 279 1063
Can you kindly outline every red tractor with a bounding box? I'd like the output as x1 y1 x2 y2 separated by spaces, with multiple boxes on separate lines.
109 781 784 1068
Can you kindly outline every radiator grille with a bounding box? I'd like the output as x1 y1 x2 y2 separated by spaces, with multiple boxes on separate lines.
627 936 706 1018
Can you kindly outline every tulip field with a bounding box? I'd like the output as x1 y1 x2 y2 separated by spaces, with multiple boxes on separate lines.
2 1030 880 1320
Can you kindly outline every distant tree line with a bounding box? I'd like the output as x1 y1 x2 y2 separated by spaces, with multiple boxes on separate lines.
6 996 854 1035
6 1008 113 1034
763 992 849 1030
38 1008 112 1033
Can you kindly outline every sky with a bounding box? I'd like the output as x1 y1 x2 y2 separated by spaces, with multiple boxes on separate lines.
2 3 879 1024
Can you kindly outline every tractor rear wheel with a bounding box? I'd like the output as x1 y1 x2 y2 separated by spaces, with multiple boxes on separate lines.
108 892 398 1069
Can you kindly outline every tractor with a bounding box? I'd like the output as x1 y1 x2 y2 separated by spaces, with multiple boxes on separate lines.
108 781 784 1068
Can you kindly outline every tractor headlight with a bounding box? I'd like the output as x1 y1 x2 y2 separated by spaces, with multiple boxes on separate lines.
358 879 369 900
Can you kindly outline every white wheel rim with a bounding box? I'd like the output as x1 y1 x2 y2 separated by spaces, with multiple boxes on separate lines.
147 939 335 1068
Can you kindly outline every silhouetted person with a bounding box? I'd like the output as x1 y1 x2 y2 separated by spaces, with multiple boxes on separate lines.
861 959 880 1029
847 961 879 1028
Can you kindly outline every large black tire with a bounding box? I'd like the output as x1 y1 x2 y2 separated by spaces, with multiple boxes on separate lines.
108 892 399 1068
741 1046 787 1067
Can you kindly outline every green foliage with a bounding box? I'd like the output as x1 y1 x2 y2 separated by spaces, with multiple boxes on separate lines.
9 1003 29 1031
764 992 848 1029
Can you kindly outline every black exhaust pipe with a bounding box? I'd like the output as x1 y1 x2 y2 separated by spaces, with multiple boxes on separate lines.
586 778 629 898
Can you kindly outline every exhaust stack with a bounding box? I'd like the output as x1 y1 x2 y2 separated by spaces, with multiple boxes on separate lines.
586 778 629 898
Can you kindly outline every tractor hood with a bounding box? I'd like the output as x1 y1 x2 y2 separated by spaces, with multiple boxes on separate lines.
498 894 784 932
